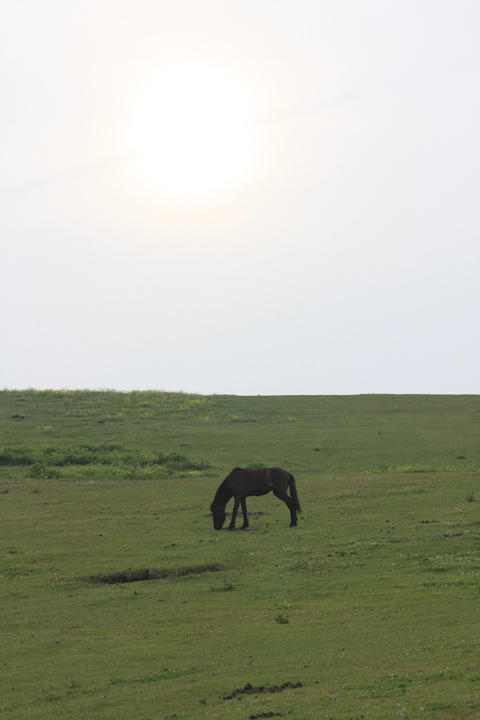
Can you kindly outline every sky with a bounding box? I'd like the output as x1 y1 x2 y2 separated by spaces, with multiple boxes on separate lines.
1 0 479 395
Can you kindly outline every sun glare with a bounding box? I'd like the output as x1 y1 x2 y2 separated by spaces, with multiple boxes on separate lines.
130 66 254 197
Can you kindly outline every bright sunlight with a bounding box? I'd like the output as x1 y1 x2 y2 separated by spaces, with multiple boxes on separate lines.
130 66 254 196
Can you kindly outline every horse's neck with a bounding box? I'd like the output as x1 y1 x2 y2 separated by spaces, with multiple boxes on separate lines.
215 480 232 507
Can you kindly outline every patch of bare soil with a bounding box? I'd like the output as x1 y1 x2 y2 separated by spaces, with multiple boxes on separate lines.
205 511 269 518
85 564 222 584
222 681 302 700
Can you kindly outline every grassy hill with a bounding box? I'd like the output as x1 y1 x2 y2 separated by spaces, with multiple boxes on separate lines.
1 391 480 718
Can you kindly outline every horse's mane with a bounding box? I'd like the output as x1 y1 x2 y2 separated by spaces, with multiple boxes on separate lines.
224 466 241 481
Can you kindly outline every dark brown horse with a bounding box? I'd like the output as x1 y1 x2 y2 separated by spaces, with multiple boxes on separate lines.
210 467 301 530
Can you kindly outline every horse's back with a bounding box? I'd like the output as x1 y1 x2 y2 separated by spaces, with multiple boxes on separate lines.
225 466 293 497
269 467 293 483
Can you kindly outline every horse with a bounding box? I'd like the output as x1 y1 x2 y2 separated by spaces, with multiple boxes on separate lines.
210 467 301 530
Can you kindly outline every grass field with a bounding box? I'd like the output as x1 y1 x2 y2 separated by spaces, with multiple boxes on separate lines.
1 390 480 719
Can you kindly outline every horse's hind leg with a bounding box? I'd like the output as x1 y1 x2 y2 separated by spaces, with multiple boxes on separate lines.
286 498 298 526
240 499 249 529
273 489 298 527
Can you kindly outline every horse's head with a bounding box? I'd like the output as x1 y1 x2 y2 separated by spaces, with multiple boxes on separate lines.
210 502 226 530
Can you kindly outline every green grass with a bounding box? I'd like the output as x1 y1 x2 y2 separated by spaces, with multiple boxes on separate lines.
1 390 480 718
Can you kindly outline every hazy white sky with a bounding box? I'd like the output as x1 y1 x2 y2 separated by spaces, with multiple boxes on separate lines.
1 0 479 394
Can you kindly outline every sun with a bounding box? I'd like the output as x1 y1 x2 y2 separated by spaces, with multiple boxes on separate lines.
130 66 254 197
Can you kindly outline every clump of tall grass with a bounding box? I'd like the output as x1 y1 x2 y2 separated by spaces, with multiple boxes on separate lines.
210 581 235 592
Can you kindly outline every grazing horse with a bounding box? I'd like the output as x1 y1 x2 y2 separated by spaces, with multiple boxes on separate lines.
210 467 301 530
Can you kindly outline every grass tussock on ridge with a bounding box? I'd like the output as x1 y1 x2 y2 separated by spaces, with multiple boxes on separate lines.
367 462 480 474
0 443 210 480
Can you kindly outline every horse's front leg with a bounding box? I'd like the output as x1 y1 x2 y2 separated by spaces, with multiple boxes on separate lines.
240 499 249 529
228 498 240 529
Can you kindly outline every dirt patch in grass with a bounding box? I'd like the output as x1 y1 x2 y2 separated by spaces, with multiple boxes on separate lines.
205 511 269 518
222 681 302 700
85 564 222 584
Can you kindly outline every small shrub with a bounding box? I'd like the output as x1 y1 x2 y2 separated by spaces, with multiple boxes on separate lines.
466 489 475 503
275 613 289 624
26 462 61 479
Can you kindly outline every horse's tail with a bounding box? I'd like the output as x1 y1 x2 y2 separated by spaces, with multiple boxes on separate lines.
288 473 302 513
